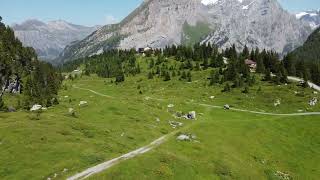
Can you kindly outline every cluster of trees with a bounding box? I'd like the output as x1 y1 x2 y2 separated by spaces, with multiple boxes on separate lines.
152 44 280 89
62 49 141 83
0 17 62 110
146 55 192 82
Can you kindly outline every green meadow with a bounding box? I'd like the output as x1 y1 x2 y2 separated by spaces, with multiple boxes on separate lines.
0 57 319 180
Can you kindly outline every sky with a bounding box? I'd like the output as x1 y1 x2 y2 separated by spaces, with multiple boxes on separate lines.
0 0 319 27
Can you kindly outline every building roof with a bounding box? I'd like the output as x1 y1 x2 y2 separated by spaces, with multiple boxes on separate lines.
245 59 256 65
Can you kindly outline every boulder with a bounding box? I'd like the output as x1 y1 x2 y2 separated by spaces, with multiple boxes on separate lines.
167 104 174 108
79 101 88 107
7 106 16 112
274 99 281 107
177 134 190 141
224 104 230 110
30 104 42 111
188 111 196 119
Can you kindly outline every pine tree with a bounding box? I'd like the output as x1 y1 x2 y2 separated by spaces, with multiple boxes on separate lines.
148 72 153 79
256 57 265 73
181 71 187 79
164 71 171 81
149 58 155 69
222 83 231 92
264 68 272 81
0 97 5 111
187 71 192 82
242 86 250 94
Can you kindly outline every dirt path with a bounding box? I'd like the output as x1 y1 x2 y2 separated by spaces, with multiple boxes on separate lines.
287 76 320 92
67 135 168 180
196 103 320 116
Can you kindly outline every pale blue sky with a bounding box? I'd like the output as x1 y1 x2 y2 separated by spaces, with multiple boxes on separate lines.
0 0 319 26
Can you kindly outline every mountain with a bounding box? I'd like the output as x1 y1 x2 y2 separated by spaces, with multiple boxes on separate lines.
12 19 98 63
59 0 312 63
289 27 320 63
296 10 320 30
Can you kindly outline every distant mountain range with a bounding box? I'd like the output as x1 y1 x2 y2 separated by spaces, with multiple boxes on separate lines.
296 10 320 30
58 0 312 63
12 19 99 63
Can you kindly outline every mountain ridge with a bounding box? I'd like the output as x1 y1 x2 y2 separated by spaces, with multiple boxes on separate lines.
58 0 312 63
12 19 99 63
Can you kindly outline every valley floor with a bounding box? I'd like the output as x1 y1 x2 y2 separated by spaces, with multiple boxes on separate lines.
0 69 320 180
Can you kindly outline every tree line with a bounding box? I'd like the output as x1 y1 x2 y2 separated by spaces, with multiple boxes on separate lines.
61 49 141 83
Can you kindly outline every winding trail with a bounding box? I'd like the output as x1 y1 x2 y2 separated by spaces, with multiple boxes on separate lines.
68 81 320 180
67 135 168 180
287 76 320 91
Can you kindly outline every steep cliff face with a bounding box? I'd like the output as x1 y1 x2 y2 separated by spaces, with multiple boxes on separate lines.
13 20 98 62
59 0 312 63
202 0 311 54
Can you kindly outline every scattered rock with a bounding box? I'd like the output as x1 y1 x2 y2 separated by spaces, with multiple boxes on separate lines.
79 101 88 107
210 96 215 99
274 99 281 107
68 108 74 114
167 104 174 108
174 111 183 118
63 168 68 173
177 134 190 141
30 104 42 111
41 107 47 111
156 118 160 122
224 104 230 110
275 171 291 180
64 96 69 98
309 97 318 106
53 173 58 178
169 121 183 129
121 132 125 137
145 96 151 101
297 109 304 112
313 91 318 94
176 133 197 141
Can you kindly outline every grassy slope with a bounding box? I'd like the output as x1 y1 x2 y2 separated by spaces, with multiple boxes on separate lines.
0 56 319 180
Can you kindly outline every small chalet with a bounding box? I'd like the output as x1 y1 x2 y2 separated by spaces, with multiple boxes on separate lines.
245 59 257 72
138 46 153 54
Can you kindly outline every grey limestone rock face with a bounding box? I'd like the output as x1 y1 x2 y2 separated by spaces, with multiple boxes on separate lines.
59 0 312 62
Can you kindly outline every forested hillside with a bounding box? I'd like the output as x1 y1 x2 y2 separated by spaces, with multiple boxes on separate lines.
0 17 62 110
284 27 320 85
290 27 320 62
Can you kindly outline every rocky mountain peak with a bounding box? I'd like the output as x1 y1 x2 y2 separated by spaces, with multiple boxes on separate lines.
58 0 312 63
12 19 98 63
